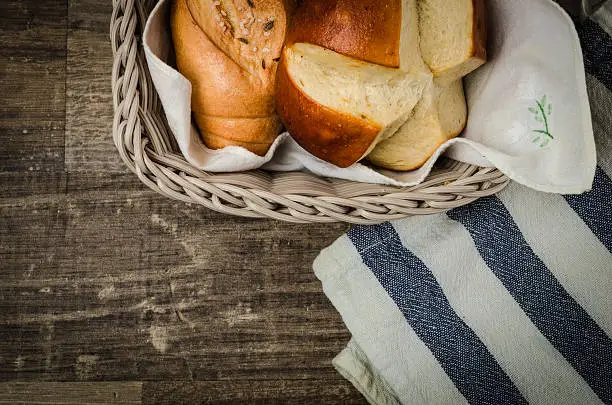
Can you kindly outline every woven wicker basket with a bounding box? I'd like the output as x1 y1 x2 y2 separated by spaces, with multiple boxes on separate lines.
110 0 510 224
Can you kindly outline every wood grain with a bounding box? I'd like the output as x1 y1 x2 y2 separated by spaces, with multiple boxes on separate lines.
0 0 68 197
142 380 366 404
65 0 121 172
0 182 350 381
0 382 142 404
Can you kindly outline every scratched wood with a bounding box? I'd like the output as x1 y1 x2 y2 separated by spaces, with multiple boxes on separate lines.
64 0 122 172
0 186 350 381
0 0 68 197
0 382 142 404
142 380 367 404
0 0 364 403
0 183 356 398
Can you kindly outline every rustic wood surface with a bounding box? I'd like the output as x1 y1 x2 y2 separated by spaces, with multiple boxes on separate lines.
0 382 143 404
0 0 359 403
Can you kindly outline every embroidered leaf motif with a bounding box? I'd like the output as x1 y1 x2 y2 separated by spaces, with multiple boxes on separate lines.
529 95 553 148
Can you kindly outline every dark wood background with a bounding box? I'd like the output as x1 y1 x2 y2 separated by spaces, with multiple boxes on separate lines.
0 0 361 403
1 0 585 403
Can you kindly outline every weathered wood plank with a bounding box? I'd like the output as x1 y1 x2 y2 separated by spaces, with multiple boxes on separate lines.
0 0 68 196
64 0 123 173
0 171 67 199
0 382 142 404
142 380 367 405
0 183 349 381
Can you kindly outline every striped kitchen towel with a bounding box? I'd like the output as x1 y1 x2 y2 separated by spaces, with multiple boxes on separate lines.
313 4 612 405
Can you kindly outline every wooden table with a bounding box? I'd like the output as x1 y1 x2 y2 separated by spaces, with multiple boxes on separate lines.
0 1 362 403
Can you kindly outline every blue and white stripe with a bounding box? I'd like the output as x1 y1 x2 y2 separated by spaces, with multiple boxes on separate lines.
318 169 612 404
447 196 612 404
349 223 527 405
391 213 606 405
563 167 612 251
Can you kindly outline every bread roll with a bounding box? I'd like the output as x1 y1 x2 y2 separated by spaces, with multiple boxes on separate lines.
368 80 467 171
276 0 432 168
171 0 294 155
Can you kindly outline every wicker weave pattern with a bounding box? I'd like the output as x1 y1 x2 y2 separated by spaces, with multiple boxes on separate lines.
110 0 510 224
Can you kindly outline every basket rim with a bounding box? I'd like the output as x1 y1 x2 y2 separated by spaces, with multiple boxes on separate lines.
109 0 509 224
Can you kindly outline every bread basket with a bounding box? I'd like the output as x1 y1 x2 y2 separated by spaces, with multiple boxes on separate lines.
110 0 510 225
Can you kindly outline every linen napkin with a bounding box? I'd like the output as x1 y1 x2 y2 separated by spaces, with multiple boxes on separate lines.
313 8 612 404
143 0 596 193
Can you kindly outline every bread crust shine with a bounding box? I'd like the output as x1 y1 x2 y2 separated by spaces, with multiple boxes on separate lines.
173 0 486 169
275 51 382 168
471 0 487 65
275 0 412 168
286 0 402 68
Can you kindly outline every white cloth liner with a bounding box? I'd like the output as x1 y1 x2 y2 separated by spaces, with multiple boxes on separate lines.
143 0 596 193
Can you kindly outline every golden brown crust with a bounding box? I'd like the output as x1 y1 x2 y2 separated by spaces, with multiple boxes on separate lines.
275 0 404 167
171 0 286 154
286 0 402 68
194 114 282 156
368 135 453 171
275 53 382 168
185 0 291 78
470 0 487 63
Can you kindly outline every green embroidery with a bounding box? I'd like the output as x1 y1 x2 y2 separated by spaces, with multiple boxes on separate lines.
529 95 553 147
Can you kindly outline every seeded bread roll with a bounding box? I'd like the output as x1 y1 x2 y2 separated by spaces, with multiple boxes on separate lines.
171 0 295 155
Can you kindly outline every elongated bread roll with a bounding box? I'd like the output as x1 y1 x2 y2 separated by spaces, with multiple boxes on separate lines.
171 0 294 155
